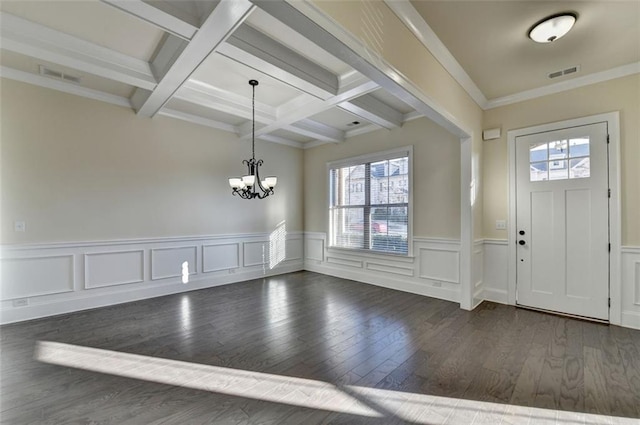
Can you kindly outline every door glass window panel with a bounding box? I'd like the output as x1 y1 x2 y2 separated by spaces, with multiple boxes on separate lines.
530 142 548 162
530 162 548 181
549 160 568 180
529 137 591 182
569 157 590 179
569 137 590 158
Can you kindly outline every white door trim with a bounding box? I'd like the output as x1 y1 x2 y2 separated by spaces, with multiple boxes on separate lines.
507 112 621 324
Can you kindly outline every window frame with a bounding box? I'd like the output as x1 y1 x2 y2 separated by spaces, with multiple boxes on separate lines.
326 146 413 257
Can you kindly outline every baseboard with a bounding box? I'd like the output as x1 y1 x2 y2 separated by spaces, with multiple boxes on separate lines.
483 288 509 305
621 310 640 330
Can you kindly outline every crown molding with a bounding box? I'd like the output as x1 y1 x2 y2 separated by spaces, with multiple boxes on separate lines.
485 62 640 110
383 1 640 112
384 0 488 109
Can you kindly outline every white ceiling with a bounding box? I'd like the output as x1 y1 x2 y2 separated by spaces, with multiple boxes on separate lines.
410 0 640 100
0 0 637 148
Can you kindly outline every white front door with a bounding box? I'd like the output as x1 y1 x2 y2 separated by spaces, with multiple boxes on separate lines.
515 122 609 320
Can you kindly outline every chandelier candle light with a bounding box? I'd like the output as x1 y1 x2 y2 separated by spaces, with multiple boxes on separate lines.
228 80 277 199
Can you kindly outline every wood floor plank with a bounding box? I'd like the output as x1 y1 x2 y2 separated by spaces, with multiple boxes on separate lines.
1 271 639 424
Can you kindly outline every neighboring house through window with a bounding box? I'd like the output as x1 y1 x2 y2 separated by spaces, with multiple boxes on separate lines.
328 146 412 255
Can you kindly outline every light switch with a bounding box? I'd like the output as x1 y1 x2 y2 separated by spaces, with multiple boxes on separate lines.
14 221 25 232
495 220 506 230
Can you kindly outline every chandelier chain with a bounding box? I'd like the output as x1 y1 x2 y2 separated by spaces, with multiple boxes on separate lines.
252 81 255 160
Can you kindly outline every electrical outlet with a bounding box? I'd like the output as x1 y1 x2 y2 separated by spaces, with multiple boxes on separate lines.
229 268 236 274
12 298 28 307
495 220 507 230
14 221 26 232
433 281 442 288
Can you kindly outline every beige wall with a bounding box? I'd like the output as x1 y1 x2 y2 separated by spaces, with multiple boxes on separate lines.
0 79 304 244
483 74 640 245
311 0 484 239
304 118 460 239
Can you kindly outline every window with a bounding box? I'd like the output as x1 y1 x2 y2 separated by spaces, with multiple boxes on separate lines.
328 147 411 255
529 137 590 182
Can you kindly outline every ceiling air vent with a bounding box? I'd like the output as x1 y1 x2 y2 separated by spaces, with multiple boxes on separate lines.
39 65 81 84
548 65 580 79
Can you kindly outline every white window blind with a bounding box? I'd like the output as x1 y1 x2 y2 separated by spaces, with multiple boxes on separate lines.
328 147 411 255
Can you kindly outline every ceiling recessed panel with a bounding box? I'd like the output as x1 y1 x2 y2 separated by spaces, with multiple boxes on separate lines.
189 52 304 107
0 0 164 61
246 8 352 77
269 129 314 144
310 108 370 132
411 1 640 99
0 49 135 98
164 98 245 126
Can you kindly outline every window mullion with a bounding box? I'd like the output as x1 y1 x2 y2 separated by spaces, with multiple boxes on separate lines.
364 162 371 249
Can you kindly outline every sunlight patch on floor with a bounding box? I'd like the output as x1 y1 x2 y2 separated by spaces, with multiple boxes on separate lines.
34 341 637 424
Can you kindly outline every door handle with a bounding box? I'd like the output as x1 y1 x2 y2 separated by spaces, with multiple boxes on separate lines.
519 240 526 245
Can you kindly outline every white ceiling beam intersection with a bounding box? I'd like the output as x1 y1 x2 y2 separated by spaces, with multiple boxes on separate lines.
132 0 255 117
0 12 156 90
243 76 377 142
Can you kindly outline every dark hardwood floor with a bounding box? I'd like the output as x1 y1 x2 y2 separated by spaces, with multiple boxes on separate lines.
1 271 639 424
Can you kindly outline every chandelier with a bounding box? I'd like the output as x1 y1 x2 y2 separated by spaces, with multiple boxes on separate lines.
228 80 277 199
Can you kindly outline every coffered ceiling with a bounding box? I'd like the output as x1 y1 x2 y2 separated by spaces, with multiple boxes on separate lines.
0 0 419 149
1 0 638 148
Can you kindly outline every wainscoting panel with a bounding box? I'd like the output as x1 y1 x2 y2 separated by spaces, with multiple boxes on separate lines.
326 256 363 268
0 232 304 324
622 246 640 329
305 235 324 262
202 243 239 273
1 255 74 300
151 246 197 280
85 250 144 289
418 248 459 283
482 239 509 304
285 237 303 261
304 233 460 303
244 241 268 267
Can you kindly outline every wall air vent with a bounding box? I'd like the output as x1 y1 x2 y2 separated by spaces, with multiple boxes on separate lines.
39 65 81 84
548 65 580 79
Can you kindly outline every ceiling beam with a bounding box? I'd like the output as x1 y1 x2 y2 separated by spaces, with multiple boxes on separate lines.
252 0 471 138
241 75 377 141
100 0 198 40
220 24 339 99
339 94 403 129
132 0 254 117
176 80 343 142
0 12 156 90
